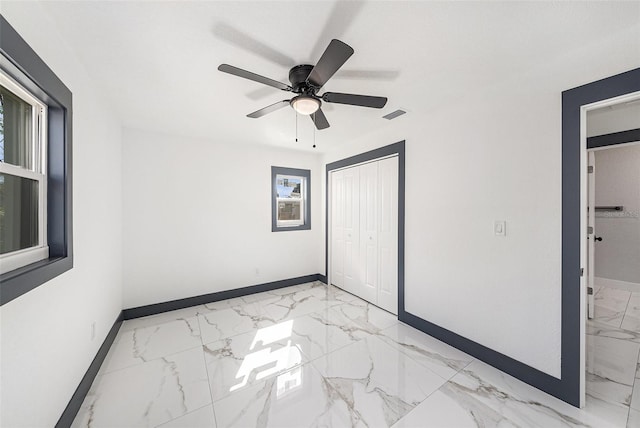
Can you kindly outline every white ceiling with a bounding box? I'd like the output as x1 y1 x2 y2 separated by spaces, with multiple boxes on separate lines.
35 0 640 152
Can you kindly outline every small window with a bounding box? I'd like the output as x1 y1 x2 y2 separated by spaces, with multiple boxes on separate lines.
0 71 49 272
272 167 310 231
1 15 73 306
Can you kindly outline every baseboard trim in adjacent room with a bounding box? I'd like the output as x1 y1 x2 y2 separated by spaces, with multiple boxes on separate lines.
595 276 640 292
123 274 325 320
56 311 124 428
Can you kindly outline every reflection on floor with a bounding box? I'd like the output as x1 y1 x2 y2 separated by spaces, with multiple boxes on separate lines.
587 284 640 427
72 282 638 427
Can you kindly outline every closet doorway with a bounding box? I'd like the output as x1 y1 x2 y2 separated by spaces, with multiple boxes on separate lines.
328 152 400 315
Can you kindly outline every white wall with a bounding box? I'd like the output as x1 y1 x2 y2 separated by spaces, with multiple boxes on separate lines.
0 3 124 427
594 144 640 285
122 128 323 308
322 25 639 378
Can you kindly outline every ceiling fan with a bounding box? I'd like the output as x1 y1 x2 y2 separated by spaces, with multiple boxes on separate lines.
218 39 387 130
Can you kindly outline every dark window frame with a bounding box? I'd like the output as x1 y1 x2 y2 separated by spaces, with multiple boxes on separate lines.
271 166 311 232
0 15 73 305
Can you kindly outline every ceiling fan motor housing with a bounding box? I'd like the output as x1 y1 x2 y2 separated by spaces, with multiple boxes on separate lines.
288 64 316 93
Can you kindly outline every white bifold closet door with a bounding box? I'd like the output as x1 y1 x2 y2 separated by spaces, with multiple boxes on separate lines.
331 156 398 314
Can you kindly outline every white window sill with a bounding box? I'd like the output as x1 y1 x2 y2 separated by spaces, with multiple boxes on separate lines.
0 246 50 274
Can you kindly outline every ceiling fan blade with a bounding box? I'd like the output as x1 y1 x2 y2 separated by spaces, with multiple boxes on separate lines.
310 108 330 130
306 39 354 89
322 92 387 109
310 2 364 60
247 100 291 118
214 23 296 67
334 69 400 81
219 64 292 92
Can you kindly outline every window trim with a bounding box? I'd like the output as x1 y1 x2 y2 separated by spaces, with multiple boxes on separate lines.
1 70 50 270
0 15 73 306
271 166 310 232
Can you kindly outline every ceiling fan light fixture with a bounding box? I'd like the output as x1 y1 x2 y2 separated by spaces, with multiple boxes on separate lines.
290 95 320 115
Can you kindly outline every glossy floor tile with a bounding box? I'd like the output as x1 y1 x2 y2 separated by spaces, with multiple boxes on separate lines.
157 405 217 428
393 360 631 428
378 322 474 381
312 335 449 426
102 316 203 374
72 347 211 428
73 281 640 427
586 285 640 427
286 310 361 361
587 321 640 344
198 303 276 345
629 408 640 427
594 287 632 328
203 321 307 402
632 350 640 411
622 293 640 333
212 362 355 428
586 335 639 387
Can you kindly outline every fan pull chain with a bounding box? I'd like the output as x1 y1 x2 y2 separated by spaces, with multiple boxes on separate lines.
313 112 316 148
295 112 298 142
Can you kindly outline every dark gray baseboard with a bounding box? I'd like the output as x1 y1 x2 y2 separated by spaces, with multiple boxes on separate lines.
399 311 565 402
123 274 324 320
56 311 124 428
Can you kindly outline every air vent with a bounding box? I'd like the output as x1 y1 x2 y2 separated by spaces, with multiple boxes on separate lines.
382 109 406 120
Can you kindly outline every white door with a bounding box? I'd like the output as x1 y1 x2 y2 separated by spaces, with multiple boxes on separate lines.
359 161 379 304
377 157 399 314
331 170 345 288
343 167 360 295
587 151 596 319
330 156 399 315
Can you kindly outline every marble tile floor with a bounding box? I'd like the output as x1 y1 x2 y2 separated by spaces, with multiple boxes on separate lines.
592 286 640 333
586 285 640 426
73 282 638 427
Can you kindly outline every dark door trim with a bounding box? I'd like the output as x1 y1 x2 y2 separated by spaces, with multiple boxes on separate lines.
561 68 640 406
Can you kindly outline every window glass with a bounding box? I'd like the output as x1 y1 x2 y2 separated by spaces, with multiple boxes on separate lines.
0 85 34 170
0 173 39 254
276 177 302 198
278 200 301 222
276 174 304 226
0 73 47 274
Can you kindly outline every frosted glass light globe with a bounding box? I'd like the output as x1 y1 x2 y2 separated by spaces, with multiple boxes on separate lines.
291 96 320 115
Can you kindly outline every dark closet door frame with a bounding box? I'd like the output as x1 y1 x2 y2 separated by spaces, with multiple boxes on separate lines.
325 141 406 315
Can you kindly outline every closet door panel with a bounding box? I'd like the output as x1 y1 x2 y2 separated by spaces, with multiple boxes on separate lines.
359 161 378 304
343 167 360 295
330 170 345 288
332 156 398 315
377 157 399 314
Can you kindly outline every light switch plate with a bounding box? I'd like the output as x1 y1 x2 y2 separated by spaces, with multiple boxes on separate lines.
494 221 506 237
